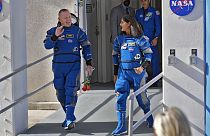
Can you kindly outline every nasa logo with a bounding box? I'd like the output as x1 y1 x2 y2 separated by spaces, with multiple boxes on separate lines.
170 0 195 16
121 43 127 50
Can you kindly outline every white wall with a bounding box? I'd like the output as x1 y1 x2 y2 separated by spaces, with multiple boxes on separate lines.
10 0 28 134
26 0 75 105
0 0 28 135
162 1 205 135
0 0 13 135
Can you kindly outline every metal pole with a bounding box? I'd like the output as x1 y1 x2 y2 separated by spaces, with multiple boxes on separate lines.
0 53 53 83
128 94 134 136
78 0 86 88
133 102 163 131
134 72 163 97
0 81 53 114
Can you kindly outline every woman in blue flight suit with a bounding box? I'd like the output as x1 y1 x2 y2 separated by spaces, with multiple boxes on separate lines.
112 15 153 135
44 9 93 130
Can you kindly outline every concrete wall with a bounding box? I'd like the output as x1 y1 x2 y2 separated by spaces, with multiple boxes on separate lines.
0 0 13 135
162 0 205 136
26 0 75 107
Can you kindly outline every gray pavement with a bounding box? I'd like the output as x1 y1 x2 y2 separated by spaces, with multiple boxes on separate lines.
28 110 57 128
19 83 162 136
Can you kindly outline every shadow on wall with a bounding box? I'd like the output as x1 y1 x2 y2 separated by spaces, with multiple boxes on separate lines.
164 76 204 107
168 57 204 85
164 76 205 135
180 0 204 21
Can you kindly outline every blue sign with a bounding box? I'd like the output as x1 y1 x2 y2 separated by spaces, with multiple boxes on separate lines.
0 0 2 13
170 0 195 16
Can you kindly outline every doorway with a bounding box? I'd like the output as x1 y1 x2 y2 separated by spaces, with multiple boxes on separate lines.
86 0 113 83
86 0 162 83
86 0 99 82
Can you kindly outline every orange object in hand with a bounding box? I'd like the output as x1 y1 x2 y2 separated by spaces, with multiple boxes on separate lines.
82 85 87 91
82 76 91 91
86 85 90 90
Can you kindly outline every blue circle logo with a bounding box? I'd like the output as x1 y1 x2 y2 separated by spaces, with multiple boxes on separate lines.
170 0 195 16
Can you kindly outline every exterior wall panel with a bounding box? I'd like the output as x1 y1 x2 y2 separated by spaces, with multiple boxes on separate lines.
162 1 205 135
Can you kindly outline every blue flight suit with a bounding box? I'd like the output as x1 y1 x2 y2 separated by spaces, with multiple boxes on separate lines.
135 7 161 80
44 25 92 127
0 1 2 13
112 35 153 135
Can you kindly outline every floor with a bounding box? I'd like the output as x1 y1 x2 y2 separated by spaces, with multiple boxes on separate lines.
23 82 162 136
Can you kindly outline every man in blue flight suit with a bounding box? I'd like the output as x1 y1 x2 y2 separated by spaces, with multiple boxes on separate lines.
112 15 153 135
135 0 161 85
44 9 93 130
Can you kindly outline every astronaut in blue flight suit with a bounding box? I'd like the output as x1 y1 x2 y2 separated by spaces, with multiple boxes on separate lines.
135 0 161 84
44 9 93 130
112 15 153 135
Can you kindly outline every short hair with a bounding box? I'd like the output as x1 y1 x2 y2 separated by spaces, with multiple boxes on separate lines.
141 0 151 2
121 15 143 37
58 9 70 16
154 107 192 136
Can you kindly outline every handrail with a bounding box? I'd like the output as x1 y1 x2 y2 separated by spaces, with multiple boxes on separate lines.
128 72 163 136
133 102 163 131
0 53 53 83
0 81 53 114
133 72 163 97
0 53 54 114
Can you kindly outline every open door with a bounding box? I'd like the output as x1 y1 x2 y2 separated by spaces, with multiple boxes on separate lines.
86 0 162 83
86 0 99 82
86 0 113 83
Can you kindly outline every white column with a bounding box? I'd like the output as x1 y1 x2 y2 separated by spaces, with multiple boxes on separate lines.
0 0 27 135
10 0 28 135
162 1 205 136
78 0 87 84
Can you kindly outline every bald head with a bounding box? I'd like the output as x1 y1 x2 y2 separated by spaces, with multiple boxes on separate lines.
58 9 72 27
